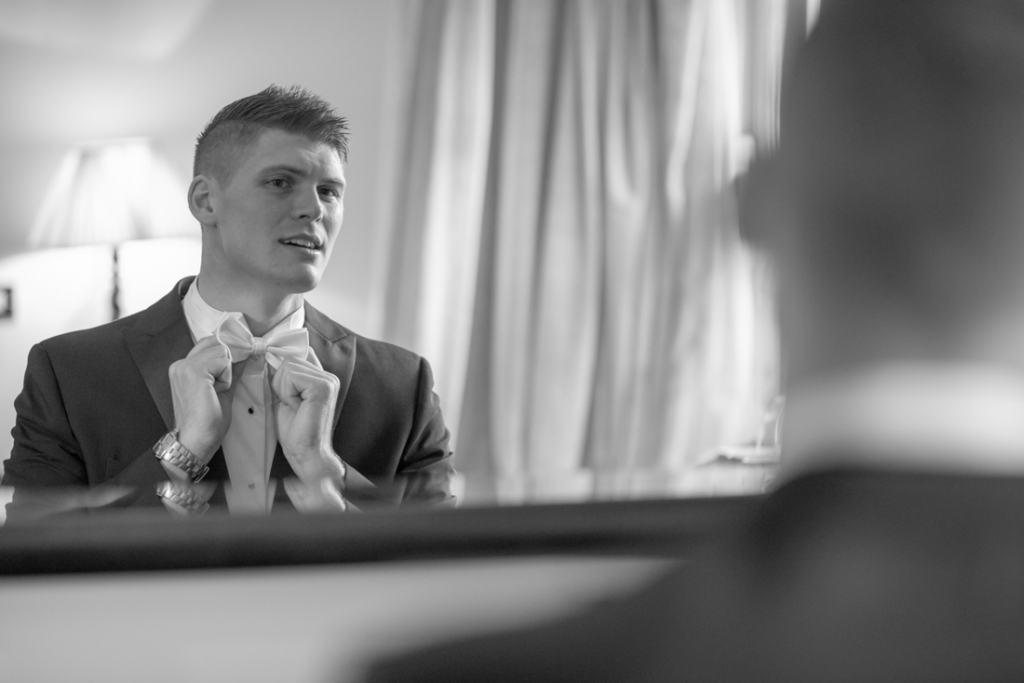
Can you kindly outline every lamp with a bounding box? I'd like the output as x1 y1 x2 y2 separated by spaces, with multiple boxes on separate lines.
29 138 196 319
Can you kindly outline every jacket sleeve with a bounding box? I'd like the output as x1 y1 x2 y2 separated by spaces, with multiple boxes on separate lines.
397 356 457 507
4 343 88 489
339 354 457 510
2 343 169 521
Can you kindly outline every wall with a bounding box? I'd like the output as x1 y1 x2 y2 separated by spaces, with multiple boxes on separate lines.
0 0 403 473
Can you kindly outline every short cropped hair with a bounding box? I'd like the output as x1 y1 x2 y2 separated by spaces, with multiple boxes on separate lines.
779 0 1024 330
193 84 349 181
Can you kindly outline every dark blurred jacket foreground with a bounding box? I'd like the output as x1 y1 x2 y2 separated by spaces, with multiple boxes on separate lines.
368 467 1024 682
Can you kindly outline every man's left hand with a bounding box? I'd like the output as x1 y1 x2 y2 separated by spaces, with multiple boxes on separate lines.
270 355 347 510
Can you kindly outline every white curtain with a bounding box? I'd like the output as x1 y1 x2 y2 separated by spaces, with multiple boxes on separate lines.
379 0 789 502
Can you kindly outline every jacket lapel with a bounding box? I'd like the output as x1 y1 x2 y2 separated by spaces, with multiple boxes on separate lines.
122 277 195 431
303 301 356 431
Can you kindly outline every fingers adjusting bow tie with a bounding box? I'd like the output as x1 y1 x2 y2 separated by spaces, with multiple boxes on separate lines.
213 313 309 370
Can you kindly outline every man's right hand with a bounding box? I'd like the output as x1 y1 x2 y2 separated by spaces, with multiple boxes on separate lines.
168 336 235 462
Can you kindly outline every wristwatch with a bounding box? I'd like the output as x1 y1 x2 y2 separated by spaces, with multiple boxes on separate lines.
155 481 210 516
153 428 209 482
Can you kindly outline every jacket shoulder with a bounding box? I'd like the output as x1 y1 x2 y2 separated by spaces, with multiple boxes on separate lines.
36 310 145 358
35 277 189 360
303 303 427 373
353 334 425 368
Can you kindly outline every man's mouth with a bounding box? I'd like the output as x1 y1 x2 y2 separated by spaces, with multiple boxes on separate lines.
279 236 323 251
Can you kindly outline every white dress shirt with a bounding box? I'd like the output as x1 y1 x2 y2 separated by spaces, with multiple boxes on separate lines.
779 361 1024 484
181 280 306 514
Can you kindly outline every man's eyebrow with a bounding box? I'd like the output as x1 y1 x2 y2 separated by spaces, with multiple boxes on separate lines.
260 164 308 177
261 164 345 186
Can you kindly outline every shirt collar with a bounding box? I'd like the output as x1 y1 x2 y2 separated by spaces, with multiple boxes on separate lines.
779 362 1024 483
181 279 306 342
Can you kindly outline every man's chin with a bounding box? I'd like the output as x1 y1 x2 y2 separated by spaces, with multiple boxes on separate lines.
273 269 322 295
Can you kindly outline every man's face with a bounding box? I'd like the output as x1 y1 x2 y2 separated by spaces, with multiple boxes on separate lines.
205 128 346 297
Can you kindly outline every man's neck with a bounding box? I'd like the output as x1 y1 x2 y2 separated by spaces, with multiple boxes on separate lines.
194 276 304 336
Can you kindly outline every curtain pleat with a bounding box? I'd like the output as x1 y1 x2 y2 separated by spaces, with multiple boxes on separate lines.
586 1 659 477
415 1 495 447
380 0 787 501
380 1 495 449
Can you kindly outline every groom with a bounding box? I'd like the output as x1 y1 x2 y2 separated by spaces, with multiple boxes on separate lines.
2 85 455 518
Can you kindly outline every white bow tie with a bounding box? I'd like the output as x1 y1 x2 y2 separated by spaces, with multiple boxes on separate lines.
213 313 309 370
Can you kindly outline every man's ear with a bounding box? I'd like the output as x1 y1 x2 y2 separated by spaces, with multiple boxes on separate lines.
188 175 218 227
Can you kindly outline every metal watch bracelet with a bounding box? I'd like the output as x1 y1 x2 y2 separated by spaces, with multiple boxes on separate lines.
155 481 210 516
152 429 209 482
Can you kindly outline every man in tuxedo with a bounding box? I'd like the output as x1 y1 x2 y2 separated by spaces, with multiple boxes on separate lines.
2 85 455 518
365 1 1024 680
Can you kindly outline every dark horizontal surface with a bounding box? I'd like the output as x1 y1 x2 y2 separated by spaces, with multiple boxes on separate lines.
0 495 761 576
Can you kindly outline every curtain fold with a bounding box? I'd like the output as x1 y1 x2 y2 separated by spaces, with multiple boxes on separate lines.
380 0 787 502
379 0 495 448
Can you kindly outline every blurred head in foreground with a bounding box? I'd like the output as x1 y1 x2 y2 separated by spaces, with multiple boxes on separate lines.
758 0 1024 388
746 0 1024 477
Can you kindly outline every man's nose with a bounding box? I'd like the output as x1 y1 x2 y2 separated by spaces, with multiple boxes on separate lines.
293 186 324 222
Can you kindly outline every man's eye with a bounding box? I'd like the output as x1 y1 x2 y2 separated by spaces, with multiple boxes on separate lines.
267 178 290 188
319 187 341 199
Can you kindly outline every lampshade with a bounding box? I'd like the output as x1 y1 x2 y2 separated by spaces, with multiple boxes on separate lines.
28 138 196 249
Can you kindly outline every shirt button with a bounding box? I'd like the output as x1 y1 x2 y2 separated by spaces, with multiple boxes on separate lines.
248 407 254 414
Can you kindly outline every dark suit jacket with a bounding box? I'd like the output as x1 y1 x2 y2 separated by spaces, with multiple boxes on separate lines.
2 277 455 518
367 466 1024 682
